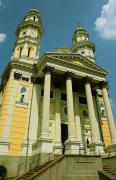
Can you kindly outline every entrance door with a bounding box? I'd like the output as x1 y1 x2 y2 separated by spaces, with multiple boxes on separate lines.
61 124 68 144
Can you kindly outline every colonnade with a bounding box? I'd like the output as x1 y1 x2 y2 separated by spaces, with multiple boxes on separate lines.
40 69 116 154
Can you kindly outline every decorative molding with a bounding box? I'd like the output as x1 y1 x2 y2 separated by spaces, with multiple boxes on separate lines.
41 53 108 76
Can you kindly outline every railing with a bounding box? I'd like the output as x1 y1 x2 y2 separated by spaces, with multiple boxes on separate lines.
17 153 54 178
17 145 116 178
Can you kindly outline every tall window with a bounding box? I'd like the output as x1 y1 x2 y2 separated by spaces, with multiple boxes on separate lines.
28 47 31 57
19 87 27 104
33 16 36 21
19 47 23 57
100 103 106 117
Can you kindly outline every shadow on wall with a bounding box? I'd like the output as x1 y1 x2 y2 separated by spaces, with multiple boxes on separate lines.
0 165 7 180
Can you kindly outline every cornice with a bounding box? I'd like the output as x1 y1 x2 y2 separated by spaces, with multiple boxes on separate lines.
16 20 44 36
11 56 38 62
14 39 39 48
10 60 35 73
16 36 38 42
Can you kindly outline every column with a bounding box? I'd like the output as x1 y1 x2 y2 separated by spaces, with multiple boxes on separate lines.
100 82 116 144
54 86 62 154
74 92 82 143
65 74 82 154
85 77 99 143
66 74 76 139
41 70 51 138
37 68 53 159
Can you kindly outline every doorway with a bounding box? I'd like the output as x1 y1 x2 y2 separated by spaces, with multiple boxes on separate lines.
61 124 68 144
61 124 68 154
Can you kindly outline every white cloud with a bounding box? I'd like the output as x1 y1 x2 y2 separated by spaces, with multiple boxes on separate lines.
0 33 7 43
95 0 116 40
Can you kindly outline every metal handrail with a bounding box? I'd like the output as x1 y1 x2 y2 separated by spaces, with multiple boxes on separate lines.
17 152 54 178
17 145 116 177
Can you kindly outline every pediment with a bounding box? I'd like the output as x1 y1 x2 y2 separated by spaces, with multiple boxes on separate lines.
44 53 108 76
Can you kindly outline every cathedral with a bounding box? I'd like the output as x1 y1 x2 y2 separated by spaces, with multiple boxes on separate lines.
0 8 116 179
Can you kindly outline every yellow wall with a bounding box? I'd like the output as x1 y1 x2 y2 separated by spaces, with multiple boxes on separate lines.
9 81 32 155
0 80 14 138
0 78 32 156
102 119 111 146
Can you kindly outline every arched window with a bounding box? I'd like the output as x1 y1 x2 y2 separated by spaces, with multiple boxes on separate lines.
19 87 27 104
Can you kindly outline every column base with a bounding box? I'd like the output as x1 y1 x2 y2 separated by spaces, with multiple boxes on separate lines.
37 135 53 154
64 139 81 155
104 144 116 156
89 143 104 155
32 134 54 165
53 141 62 155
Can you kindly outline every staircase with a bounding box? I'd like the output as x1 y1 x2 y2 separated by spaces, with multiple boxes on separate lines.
17 155 64 180
99 165 116 180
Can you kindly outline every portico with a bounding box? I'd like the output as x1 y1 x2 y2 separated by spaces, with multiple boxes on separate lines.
35 51 115 155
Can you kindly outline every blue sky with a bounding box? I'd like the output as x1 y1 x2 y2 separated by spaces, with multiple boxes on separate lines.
0 0 116 120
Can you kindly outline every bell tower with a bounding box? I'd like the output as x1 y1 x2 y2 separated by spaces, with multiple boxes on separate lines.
11 8 44 63
0 8 44 159
72 23 96 62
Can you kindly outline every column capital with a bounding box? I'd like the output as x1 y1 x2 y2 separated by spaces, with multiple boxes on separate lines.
83 76 93 84
42 66 53 74
65 72 73 79
99 81 109 89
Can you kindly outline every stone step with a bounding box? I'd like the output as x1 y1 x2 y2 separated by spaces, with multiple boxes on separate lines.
102 164 116 179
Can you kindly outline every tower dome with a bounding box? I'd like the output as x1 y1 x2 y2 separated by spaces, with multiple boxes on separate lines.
72 23 96 62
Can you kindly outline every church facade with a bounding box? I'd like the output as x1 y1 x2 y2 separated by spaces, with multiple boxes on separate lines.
0 8 116 162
